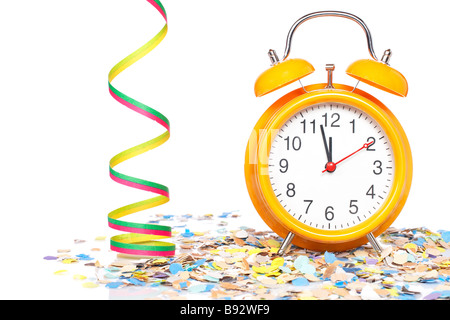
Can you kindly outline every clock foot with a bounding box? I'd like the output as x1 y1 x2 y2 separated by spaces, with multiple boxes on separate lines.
366 232 382 255
278 232 295 256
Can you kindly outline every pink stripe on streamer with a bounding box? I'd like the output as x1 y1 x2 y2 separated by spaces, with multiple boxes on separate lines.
111 245 175 257
109 88 170 131
148 0 167 21
110 172 170 198
108 221 172 236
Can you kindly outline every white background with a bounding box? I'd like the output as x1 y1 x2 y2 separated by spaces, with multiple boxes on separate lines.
1 0 449 299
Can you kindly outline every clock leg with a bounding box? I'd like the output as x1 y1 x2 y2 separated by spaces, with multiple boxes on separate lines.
278 232 295 256
366 232 382 255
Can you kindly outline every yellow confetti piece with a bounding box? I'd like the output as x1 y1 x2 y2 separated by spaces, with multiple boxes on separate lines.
248 248 261 255
403 242 418 252
266 271 281 277
82 282 99 288
252 265 278 274
364 267 383 274
271 257 284 268
95 236 106 241
386 288 399 297
62 258 78 264
322 284 335 290
54 270 68 276
73 274 87 280
267 239 280 248
153 258 169 264
194 232 204 236
382 279 395 285
225 248 247 254
212 262 223 270
270 247 279 253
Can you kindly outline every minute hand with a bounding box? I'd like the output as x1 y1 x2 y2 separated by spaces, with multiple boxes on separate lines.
322 141 374 173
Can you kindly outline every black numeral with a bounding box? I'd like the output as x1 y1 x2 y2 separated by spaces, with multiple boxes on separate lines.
286 183 296 197
366 137 376 151
373 160 382 175
284 136 301 151
349 200 358 214
331 113 340 127
350 119 355 133
325 206 334 221
279 159 288 173
300 119 316 133
304 200 313 214
366 185 375 199
322 112 340 127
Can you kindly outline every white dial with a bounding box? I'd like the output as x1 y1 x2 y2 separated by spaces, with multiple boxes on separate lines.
268 102 395 231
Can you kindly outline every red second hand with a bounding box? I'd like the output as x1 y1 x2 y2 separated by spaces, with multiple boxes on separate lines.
322 140 374 173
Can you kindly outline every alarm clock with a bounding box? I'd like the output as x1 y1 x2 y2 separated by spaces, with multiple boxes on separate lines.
244 11 412 255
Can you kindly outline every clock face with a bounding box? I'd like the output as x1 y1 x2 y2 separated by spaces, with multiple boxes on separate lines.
268 102 395 231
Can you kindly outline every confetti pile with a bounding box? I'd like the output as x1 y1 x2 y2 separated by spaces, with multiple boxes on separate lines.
44 213 450 300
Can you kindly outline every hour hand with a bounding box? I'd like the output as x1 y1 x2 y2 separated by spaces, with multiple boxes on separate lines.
320 125 332 162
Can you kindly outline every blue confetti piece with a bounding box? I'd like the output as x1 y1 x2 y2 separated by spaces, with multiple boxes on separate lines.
292 277 309 286
413 238 426 247
334 281 347 288
204 284 215 291
441 231 450 243
279 266 291 274
105 282 123 289
188 284 215 293
294 256 310 271
188 284 207 293
76 254 94 261
104 273 119 279
218 212 232 218
193 259 206 268
440 290 450 298
181 229 194 237
324 251 337 264
343 267 361 273
203 275 220 283
127 277 145 286
169 263 184 275
420 278 438 283
299 264 316 275
382 269 398 275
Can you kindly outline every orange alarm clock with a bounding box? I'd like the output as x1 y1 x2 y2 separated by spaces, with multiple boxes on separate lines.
244 11 412 254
